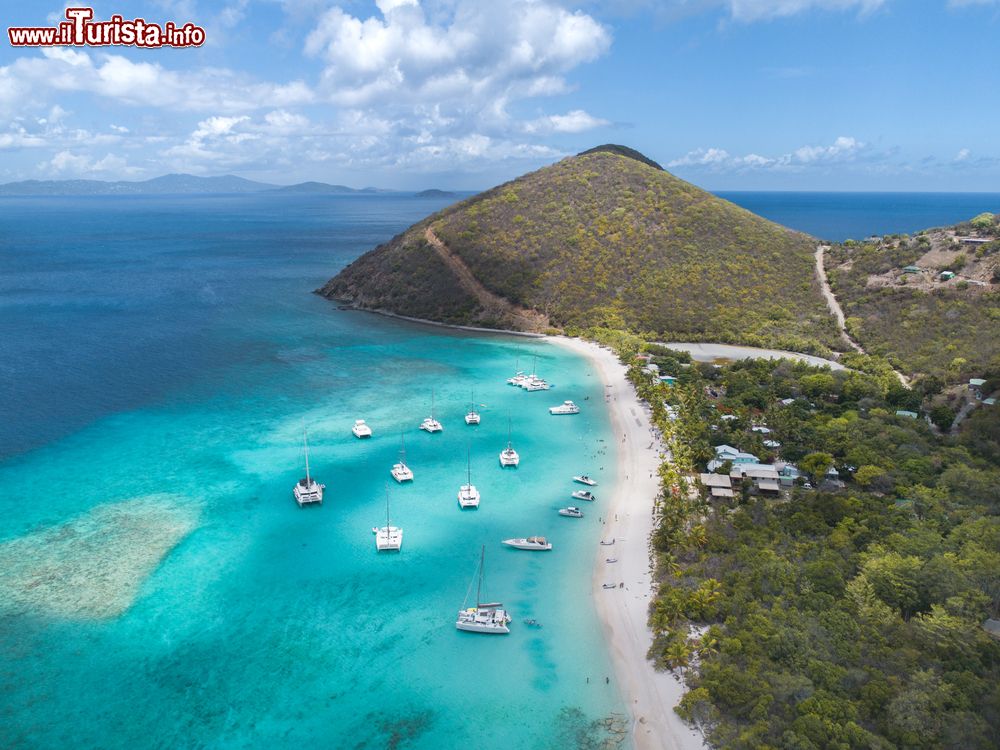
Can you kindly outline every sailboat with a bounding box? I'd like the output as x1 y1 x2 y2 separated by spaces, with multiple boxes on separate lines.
458 445 481 508
420 389 443 432
506 350 527 386
499 417 520 467
455 545 511 634
464 389 481 425
391 434 414 482
522 355 550 391
293 427 324 506
373 484 403 551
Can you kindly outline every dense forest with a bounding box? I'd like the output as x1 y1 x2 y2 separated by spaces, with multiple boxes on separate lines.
320 146 842 354
589 329 1000 749
825 212 1000 380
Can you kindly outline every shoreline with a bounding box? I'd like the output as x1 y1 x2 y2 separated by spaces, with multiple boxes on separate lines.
546 335 707 750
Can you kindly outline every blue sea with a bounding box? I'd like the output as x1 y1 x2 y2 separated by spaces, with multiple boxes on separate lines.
0 194 624 749
3 189 995 748
716 191 1000 242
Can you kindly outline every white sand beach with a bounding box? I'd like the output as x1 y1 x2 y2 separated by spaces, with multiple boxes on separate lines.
549 336 707 750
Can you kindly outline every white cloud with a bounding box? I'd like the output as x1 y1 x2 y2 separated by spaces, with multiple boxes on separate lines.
524 109 609 133
954 148 971 162
727 0 886 21
41 149 140 176
668 136 868 171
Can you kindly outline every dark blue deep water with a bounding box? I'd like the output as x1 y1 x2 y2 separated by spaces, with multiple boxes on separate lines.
716 191 1000 241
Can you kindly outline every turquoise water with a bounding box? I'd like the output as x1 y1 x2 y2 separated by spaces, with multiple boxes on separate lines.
0 196 625 748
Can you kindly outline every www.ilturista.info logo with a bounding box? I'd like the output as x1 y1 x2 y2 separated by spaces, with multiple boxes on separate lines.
8 7 206 48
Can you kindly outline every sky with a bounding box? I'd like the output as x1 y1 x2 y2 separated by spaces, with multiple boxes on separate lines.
1 0 998 190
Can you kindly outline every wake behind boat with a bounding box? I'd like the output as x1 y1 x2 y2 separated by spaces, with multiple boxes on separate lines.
456 545 511 634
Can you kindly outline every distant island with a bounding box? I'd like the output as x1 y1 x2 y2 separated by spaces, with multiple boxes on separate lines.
0 174 387 196
415 189 457 198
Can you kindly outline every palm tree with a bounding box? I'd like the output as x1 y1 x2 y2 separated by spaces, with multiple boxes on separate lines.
663 639 692 674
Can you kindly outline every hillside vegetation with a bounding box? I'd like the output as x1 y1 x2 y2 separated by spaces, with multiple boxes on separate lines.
825 212 1000 380
320 146 841 354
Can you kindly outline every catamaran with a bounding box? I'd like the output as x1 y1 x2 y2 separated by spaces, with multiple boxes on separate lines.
293 428 324 506
502 536 552 551
391 434 414 483
352 419 373 438
456 545 511 634
420 389 443 433
464 390 481 425
373 484 403 551
549 400 580 415
499 417 520 467
506 353 527 386
458 445 481 509
520 355 550 390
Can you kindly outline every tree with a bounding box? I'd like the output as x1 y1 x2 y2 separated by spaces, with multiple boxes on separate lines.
800 452 834 482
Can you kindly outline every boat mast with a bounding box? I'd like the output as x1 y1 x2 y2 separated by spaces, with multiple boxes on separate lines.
400 433 406 464
431 388 435 420
467 444 472 485
476 544 484 608
507 416 512 450
304 428 311 484
385 483 390 529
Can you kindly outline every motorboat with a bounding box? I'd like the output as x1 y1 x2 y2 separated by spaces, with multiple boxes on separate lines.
502 536 552 551
549 400 580 415
573 475 598 486
558 507 584 518
456 546 511 634
572 490 596 502
293 428 324 506
352 419 373 438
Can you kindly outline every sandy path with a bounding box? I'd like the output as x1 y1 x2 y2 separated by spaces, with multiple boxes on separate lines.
547 336 707 750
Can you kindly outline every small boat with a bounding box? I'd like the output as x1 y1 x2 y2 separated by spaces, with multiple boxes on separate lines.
391 434 414 483
573 475 598 486
559 507 584 518
499 417 520 467
522 618 542 628
374 484 403 551
464 389 481 425
602 583 617 590
458 445 480 509
605 557 618 563
572 490 596 502
600 539 615 546
456 545 511 634
420 389 443 433
502 536 552 551
549 400 579 415
293 428 324 506
352 419 373 438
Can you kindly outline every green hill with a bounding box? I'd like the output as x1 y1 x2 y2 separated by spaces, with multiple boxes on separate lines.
826 212 1000 379
319 145 841 354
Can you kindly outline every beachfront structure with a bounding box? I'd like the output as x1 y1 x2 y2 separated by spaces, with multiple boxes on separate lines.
707 444 760 472
699 473 735 499
729 463 781 494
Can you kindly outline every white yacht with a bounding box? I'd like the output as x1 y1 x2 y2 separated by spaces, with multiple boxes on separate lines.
456 545 511 635
573 475 597 486
499 417 520 467
507 371 528 387
458 446 480 509
373 485 403 551
559 507 584 518
502 536 552 551
549 400 580 415
464 390 481 425
391 434 414 483
352 419 373 438
293 428 324 506
572 490 596 502
420 389 443 433
523 377 550 391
